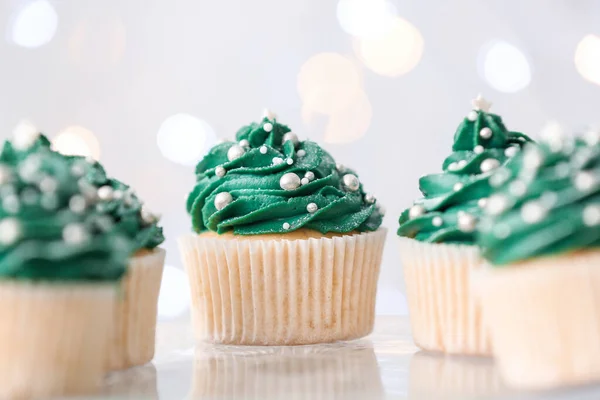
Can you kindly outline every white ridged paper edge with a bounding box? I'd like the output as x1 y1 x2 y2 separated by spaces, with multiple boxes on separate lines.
179 229 386 345
398 237 491 355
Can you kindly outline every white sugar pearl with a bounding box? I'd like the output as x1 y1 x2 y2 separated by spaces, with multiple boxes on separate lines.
69 195 87 214
478 198 488 208
409 205 426 219
283 222 291 230
343 174 360 191
0 218 21 245
39 176 58 193
509 180 527 196
489 169 510 187
280 173 301 191
304 171 315 181
453 182 464 191
63 223 89 245
504 146 519 158
263 122 273 132
286 158 294 165
474 145 484 154
260 146 268 154
448 162 459 171
479 127 492 139
282 132 299 147
458 213 477 233
141 206 159 224
583 204 600 226
467 111 478 121
97 186 114 201
239 139 250 148
457 160 468 169
575 171 596 192
521 201 547 224
365 193 376 204
215 166 226 178
227 145 246 161
272 157 284 165
486 194 509 215
432 216 443 227
297 149 306 157
307 203 318 213
214 192 233 211
480 158 500 173
524 149 543 170
301 177 310 185
13 130 39 150
336 163 344 172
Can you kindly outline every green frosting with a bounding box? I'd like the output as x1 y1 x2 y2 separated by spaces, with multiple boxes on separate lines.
0 134 134 281
187 115 384 235
478 135 600 265
397 101 531 244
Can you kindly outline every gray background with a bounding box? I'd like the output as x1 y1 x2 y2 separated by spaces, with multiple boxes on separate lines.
1 0 599 317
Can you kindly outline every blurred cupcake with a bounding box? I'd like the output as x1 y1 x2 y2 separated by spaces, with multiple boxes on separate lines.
0 131 133 399
179 110 386 345
397 96 531 355
80 162 165 370
475 131 600 389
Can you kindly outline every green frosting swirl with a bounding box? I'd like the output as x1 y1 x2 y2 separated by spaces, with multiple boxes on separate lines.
0 134 134 281
187 115 384 235
478 136 600 265
397 103 531 244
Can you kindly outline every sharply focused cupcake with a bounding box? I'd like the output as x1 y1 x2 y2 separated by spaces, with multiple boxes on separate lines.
397 96 531 355
0 131 133 399
475 131 600 389
82 165 165 371
179 110 386 345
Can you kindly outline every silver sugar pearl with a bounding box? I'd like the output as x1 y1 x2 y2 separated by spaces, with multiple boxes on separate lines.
286 158 294 165
480 158 500 173
409 204 426 219
263 122 273 132
301 177 310 185
97 186 114 201
282 132 299 147
69 195 87 214
342 174 360 191
227 145 246 161
63 223 89 245
304 171 315 181
457 213 477 233
307 203 318 213
521 201 547 224
365 193 376 204
583 204 600 226
0 218 21 245
280 173 301 191
215 166 226 178
283 222 291 230
214 192 233 211
479 127 493 139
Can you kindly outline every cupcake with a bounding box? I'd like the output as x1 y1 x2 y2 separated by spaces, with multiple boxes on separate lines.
475 132 600 389
179 110 386 345
79 162 165 370
397 96 531 355
0 132 133 399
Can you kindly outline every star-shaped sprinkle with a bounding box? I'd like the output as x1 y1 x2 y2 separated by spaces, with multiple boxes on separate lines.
471 94 492 112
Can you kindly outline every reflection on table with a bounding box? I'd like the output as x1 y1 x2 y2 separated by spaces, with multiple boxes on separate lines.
103 363 158 399
189 341 384 399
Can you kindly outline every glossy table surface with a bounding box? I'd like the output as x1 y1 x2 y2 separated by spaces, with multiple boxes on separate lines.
98 316 600 399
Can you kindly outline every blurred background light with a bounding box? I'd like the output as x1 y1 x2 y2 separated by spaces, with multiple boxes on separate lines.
575 34 600 86
354 17 424 77
478 40 532 93
297 52 362 115
7 0 58 48
52 126 101 160
336 0 397 39
157 113 217 166
157 265 190 320
324 90 372 144
68 16 127 68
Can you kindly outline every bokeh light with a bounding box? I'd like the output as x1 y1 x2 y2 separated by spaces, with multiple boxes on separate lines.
575 34 600 86
7 0 58 48
354 17 424 77
157 265 190 320
157 113 217 166
68 16 127 67
336 0 397 39
325 90 372 144
52 126 101 160
478 40 532 93
297 53 362 115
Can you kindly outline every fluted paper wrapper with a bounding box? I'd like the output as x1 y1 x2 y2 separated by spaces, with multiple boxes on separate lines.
474 251 600 389
108 248 166 371
0 282 115 400
399 237 491 355
179 229 386 345
190 344 384 398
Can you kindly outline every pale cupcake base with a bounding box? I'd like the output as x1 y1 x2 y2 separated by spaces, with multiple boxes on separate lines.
0 282 116 400
190 344 384 398
408 351 503 399
399 237 491 355
474 251 600 389
179 229 386 345
108 248 166 371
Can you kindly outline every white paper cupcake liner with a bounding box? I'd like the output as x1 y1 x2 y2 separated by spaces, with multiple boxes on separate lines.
0 282 116 399
190 343 384 398
108 248 166 371
179 229 386 345
398 237 491 355
474 251 600 389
